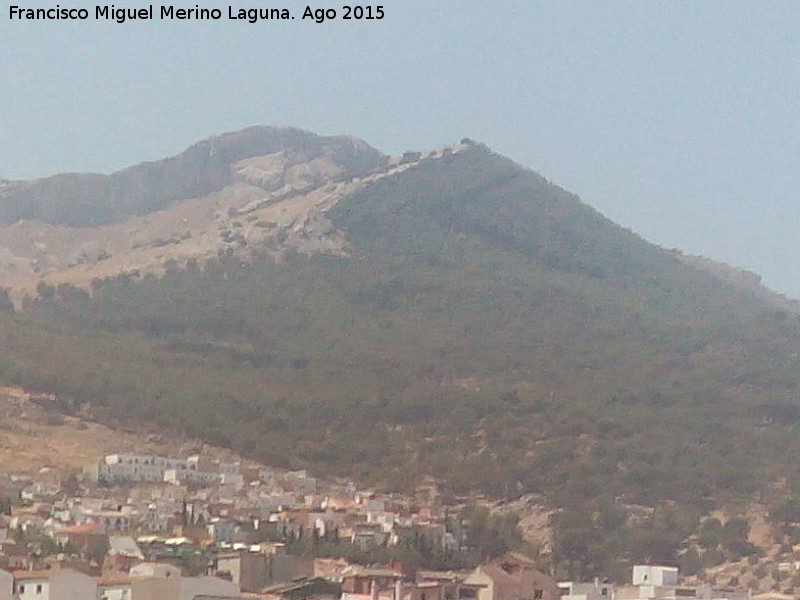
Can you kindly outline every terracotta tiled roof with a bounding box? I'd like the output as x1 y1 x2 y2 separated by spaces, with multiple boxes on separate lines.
57 522 105 535
14 568 60 581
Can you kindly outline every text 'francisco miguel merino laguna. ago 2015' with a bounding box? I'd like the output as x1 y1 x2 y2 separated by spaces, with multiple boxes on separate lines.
8 4 385 23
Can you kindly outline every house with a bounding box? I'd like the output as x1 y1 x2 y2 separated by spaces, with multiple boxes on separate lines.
130 571 239 600
464 553 559 600
13 568 97 600
632 567 677 587
97 454 190 484
616 566 711 600
30 468 63 498
102 536 145 577
108 535 145 560
207 517 243 544
340 565 403 600
52 522 107 550
127 562 185 600
261 576 340 600
0 569 12 600
217 550 271 593
418 570 485 600
283 470 318 494
340 565 476 600
314 557 350 582
164 468 221 486
97 574 132 600
86 509 132 532
216 549 313 593
557 580 614 600
179 576 241 600
0 540 31 571
351 522 386 551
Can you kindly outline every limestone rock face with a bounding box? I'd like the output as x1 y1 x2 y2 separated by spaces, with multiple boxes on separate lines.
0 126 470 302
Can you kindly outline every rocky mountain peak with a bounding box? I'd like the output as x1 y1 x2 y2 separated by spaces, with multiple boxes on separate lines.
0 127 471 300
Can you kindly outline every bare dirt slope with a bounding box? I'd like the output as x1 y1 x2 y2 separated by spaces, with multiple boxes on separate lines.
0 386 231 472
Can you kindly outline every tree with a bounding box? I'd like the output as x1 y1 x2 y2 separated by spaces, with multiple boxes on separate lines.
771 499 800 524
680 545 702 577
699 517 723 549
461 504 523 562
35 282 55 304
0 289 14 315
86 536 109 564
721 517 756 557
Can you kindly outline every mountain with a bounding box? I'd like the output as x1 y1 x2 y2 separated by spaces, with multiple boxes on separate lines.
0 126 386 295
2 127 800 576
0 126 385 227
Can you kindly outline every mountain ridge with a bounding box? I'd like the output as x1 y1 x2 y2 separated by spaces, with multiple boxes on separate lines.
6 127 800 577
0 126 789 309
0 127 430 298
2 127 800 523
0 126 386 225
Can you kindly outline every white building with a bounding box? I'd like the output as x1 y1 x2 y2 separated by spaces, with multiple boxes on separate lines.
99 454 190 484
130 562 182 579
163 468 220 486
559 580 615 600
632 567 678 588
0 569 12 600
14 569 97 600
94 452 233 486
97 577 132 600
128 563 239 600
617 566 711 600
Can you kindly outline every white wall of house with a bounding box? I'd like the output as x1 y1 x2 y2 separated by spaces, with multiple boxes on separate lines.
179 576 239 600
558 581 614 600
634 585 712 600
16 570 97 600
131 577 181 600
632 567 678 588
98 582 132 600
130 562 182 579
101 454 191 483
0 569 13 600
51 570 98 600
14 577 47 600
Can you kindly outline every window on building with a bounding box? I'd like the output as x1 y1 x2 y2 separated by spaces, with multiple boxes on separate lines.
17 584 24 593
534 590 543 600
36 584 42 594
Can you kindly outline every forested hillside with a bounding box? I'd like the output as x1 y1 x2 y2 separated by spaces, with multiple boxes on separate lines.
1 144 798 495
1 141 800 577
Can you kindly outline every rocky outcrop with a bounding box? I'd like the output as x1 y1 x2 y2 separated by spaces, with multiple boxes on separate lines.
0 126 387 227
0 127 470 300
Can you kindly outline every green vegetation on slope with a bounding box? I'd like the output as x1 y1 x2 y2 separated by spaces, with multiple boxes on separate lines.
2 144 800 576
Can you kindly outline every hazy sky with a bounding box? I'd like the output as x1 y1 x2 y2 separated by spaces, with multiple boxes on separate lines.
4 1 800 297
